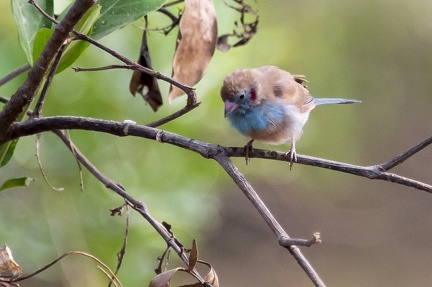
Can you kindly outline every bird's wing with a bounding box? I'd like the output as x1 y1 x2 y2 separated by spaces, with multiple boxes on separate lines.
255 66 312 112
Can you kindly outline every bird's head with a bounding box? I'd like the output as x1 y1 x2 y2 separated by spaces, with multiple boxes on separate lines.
221 69 259 117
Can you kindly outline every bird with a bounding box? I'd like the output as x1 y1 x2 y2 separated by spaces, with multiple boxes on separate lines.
220 65 360 168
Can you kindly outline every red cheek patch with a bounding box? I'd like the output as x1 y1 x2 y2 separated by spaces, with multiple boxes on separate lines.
250 87 256 101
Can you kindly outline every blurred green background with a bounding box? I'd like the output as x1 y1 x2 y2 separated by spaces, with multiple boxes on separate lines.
1 0 431 286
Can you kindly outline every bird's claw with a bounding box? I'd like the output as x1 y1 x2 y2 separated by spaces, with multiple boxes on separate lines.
244 139 254 165
287 149 297 170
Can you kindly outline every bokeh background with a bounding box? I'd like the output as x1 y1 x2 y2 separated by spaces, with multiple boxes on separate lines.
1 0 431 286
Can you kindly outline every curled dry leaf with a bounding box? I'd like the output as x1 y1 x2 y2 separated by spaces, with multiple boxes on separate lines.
0 244 22 278
130 27 163 112
168 0 218 103
148 267 183 287
198 260 219 287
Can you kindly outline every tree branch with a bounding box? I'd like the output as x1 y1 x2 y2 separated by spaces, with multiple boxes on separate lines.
213 154 326 286
0 64 30 87
3 115 430 194
0 0 96 141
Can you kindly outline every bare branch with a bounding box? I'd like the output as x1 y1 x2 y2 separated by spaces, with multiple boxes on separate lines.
12 251 120 286
35 134 64 191
31 44 66 118
379 136 432 170
146 102 201 127
0 0 96 141
108 206 130 287
5 116 431 193
213 154 326 287
279 233 322 248
0 64 30 87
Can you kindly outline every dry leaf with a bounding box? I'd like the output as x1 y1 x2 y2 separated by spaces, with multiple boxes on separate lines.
148 267 183 287
130 25 163 112
187 239 198 272
0 244 22 278
199 260 219 286
168 0 217 103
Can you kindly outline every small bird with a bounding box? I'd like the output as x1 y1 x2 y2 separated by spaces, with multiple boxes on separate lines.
221 65 360 168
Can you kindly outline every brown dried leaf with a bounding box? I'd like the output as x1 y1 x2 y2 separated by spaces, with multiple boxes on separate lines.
0 244 22 278
187 239 198 272
148 267 184 287
130 27 162 112
168 0 217 103
199 260 219 287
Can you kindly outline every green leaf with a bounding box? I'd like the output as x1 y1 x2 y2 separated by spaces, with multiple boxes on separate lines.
32 5 101 74
0 177 35 192
55 4 101 73
0 103 28 167
92 0 167 40
0 139 19 167
11 0 54 66
32 27 54 63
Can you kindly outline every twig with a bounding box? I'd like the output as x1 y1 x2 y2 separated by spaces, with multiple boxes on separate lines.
279 233 322 248
35 133 64 191
146 102 201 127
213 155 326 286
31 44 66 118
379 136 432 170
12 251 121 286
51 129 209 286
0 64 30 87
108 205 130 287
72 65 136 72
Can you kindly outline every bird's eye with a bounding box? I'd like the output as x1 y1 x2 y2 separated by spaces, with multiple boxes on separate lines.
239 93 245 100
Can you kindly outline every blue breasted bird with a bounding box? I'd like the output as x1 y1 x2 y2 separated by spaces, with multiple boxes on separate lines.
221 65 360 168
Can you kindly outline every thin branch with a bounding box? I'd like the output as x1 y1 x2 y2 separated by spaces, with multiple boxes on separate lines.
0 64 30 87
64 130 84 191
213 154 325 287
51 129 208 285
72 64 136 72
5 116 431 193
12 251 121 286
379 136 432 170
146 102 200 127
279 233 322 248
108 205 130 287
31 44 66 118
35 133 64 191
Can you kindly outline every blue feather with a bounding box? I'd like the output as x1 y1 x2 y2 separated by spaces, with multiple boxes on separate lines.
227 102 286 135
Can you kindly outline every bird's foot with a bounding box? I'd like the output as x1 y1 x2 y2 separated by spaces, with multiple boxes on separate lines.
244 139 254 165
287 149 297 170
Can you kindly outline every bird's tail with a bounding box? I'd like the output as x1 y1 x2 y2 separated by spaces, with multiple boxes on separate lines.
314 98 361 105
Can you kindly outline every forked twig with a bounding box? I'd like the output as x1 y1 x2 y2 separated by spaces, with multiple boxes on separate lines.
213 154 326 287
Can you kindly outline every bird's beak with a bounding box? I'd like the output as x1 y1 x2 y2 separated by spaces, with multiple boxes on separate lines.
224 100 239 117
